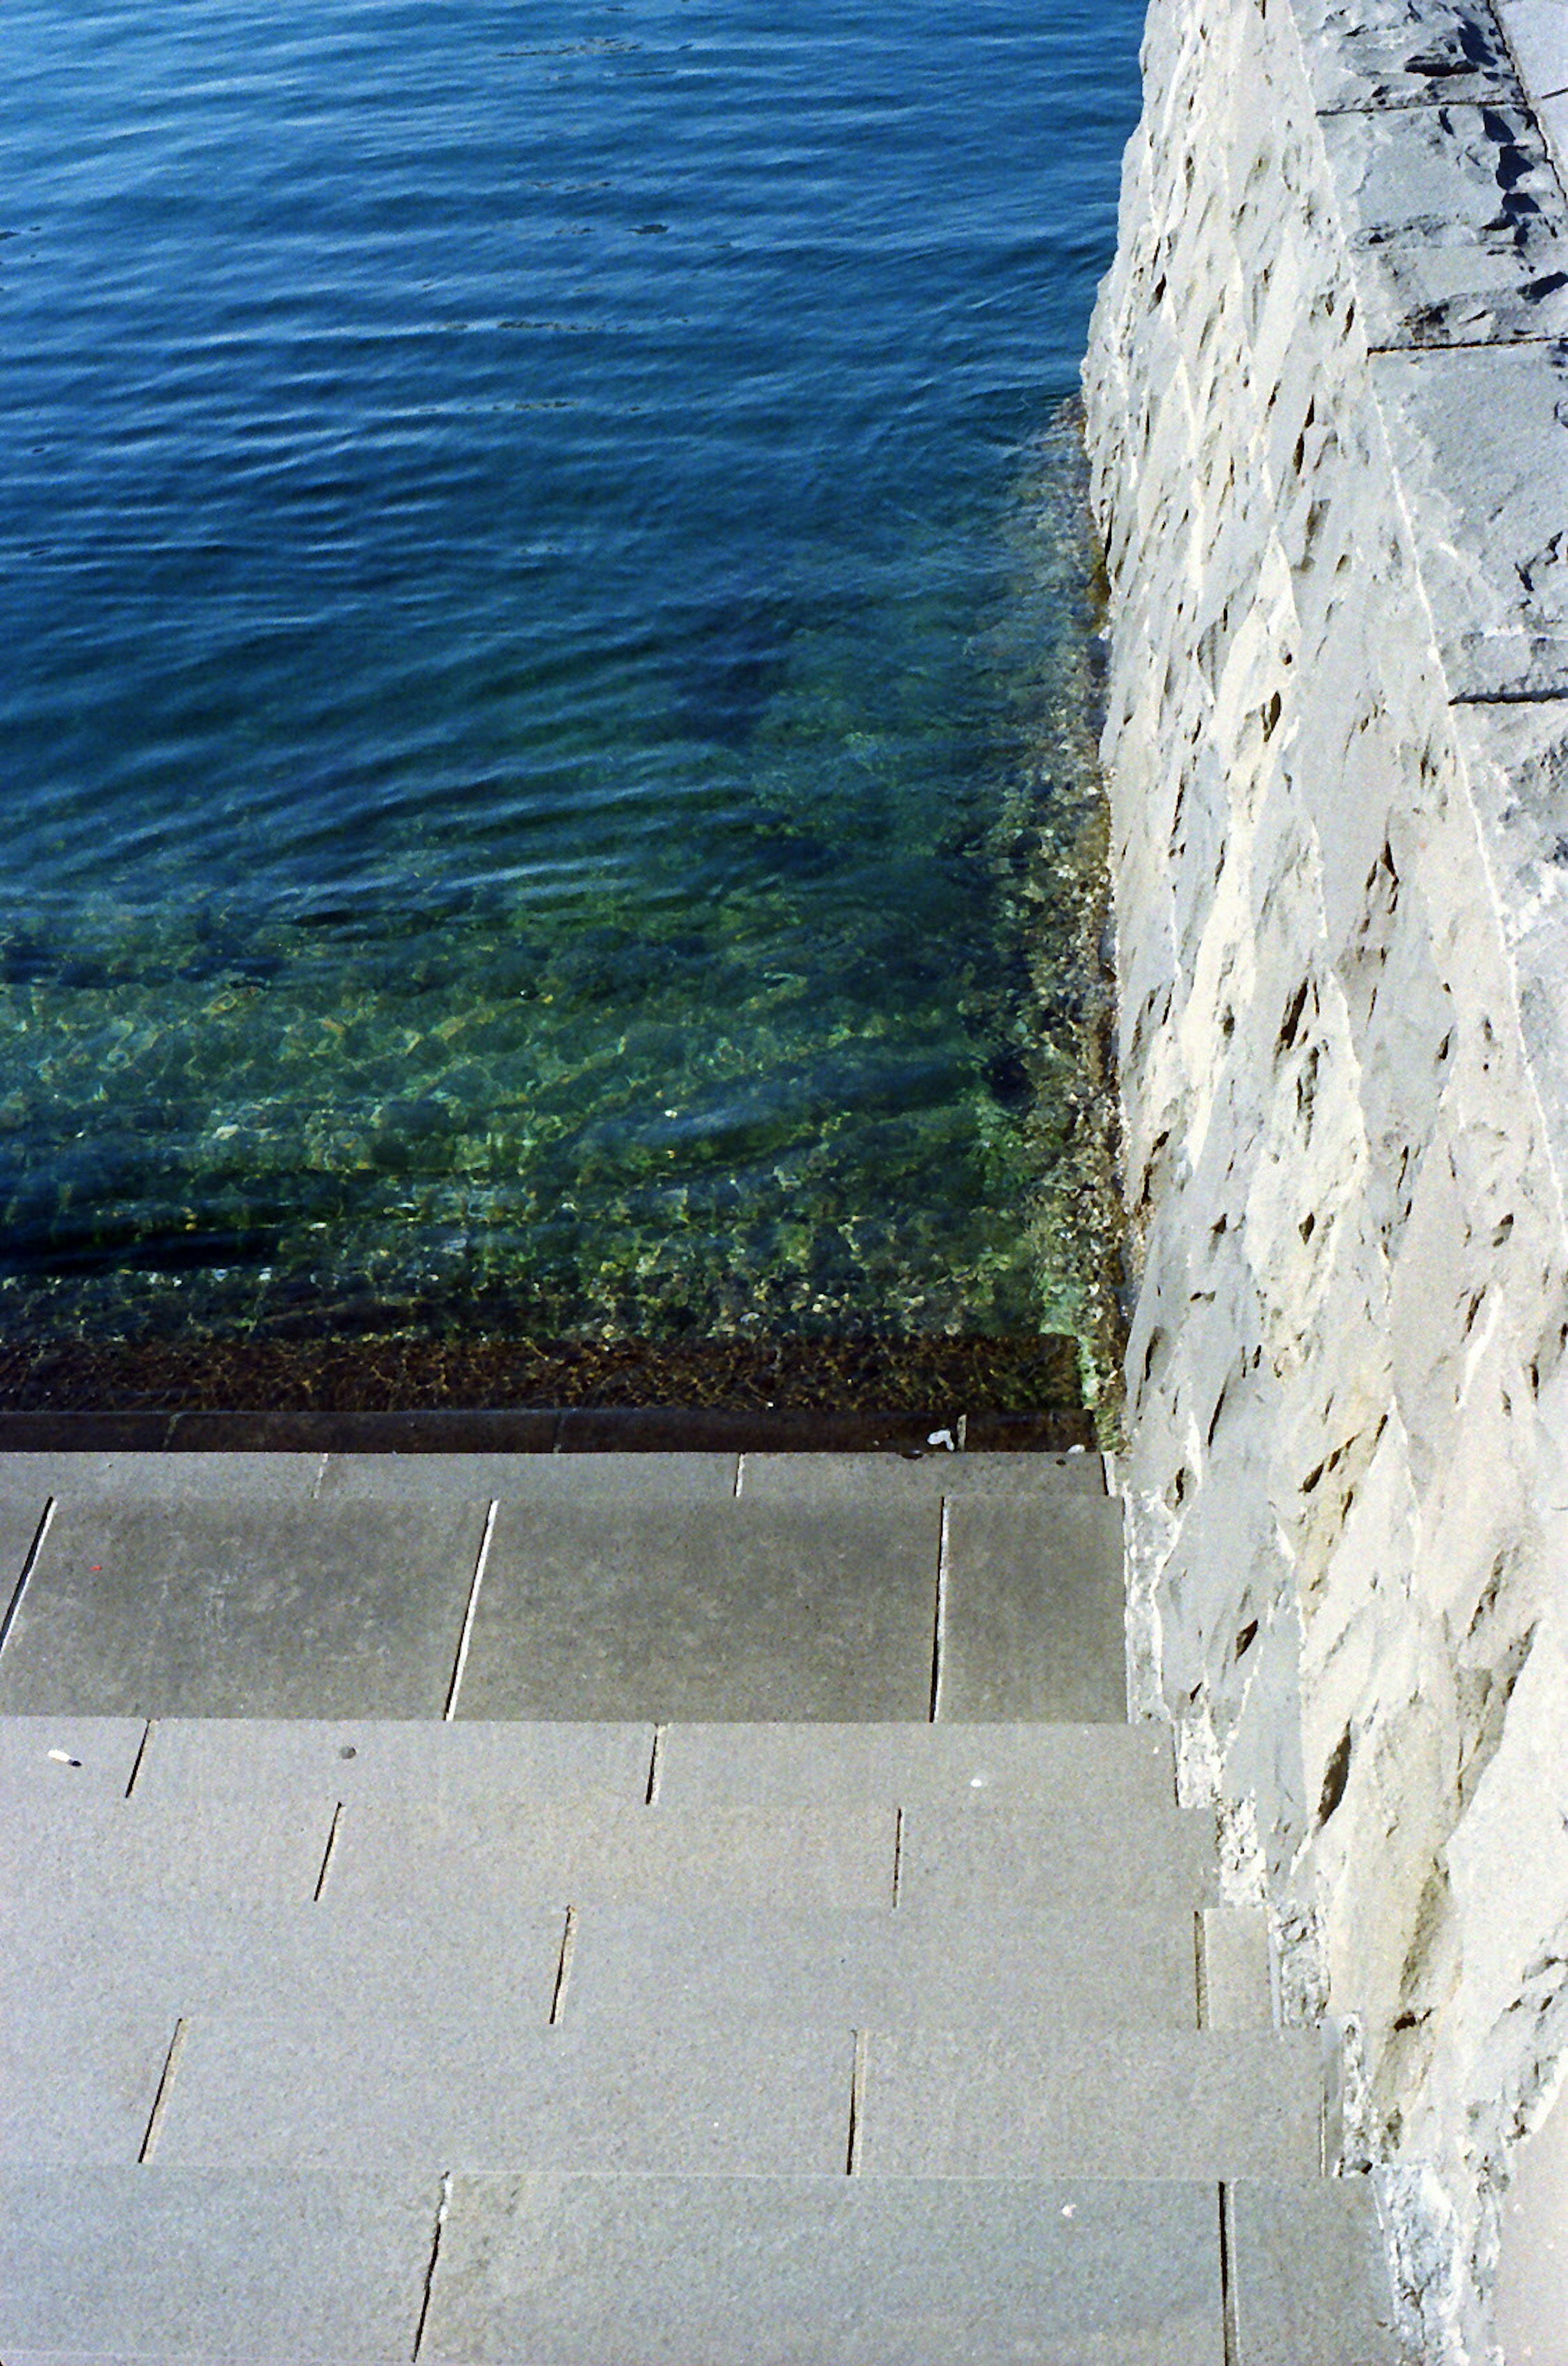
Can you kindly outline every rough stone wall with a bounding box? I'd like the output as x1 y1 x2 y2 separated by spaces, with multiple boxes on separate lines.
1082 0 1568 2352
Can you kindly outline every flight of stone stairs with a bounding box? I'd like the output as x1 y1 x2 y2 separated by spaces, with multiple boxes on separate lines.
0 1446 1404 2362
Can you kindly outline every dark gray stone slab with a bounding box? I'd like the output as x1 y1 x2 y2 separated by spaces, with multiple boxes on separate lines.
859 2029 1322 2181
1200 1906 1276 2030
939 1495 1126 1720
0 1714 149 1796
736 1450 1106 1501
0 2167 435 2360
458 1502 940 1720
0 2001 173 2163
1290 0 1523 111
5 1891 567 2025
563 1897 1203 2034
0 1789 334 1909
1323 100 1568 345
895 1791 1217 1914
0 1497 488 1717
0 1493 47 1604
330 1791 895 1912
653 1719 1175 1818
317 1449 740 1503
158 2014 853 2175
1371 340 1568 698
1228 2179 1403 2363
135 1716 653 1807
421 2174 1225 2365
0 1451 327 1502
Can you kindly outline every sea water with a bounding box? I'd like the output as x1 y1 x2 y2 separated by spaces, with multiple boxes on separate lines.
0 0 1146 1354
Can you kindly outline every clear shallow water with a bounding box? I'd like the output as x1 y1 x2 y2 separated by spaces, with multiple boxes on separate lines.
0 0 1144 1353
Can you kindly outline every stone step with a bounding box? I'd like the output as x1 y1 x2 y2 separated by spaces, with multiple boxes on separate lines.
0 1780 901 1912
0 1711 1178 1817
4 1890 572 2028
146 2015 863 2177
1227 2178 1405 2364
0 1490 493 1720
0 2167 1224 2365
734 1448 1109 1499
0 2165 437 2364
0 1487 1125 1723
5 1883 1207 2075
421 2171 1227 2365
0 2171 1405 2366
855 2027 1323 2181
649 1717 1176 1816
127 2014 1319 2182
1 1775 1215 1928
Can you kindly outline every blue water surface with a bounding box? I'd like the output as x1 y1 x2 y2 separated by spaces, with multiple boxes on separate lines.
0 0 1145 1346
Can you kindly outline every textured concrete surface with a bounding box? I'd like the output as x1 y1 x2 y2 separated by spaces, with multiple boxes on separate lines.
0 1494 46 1601
1200 1906 1275 2031
317 1448 740 1503
0 1788 335 1908
1083 0 1568 2348
0 1714 148 1793
0 2001 173 2164
419 2174 1227 2366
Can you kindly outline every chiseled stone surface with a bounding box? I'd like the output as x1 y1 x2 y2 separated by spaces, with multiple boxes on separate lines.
1289 0 1523 109
1319 100 1568 347
1083 0 1568 2350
